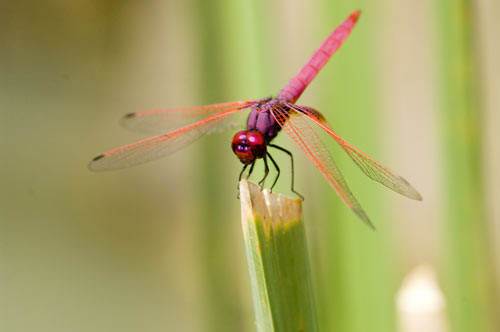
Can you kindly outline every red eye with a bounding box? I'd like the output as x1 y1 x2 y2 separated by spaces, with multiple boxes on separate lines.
232 130 247 144
231 130 267 164
246 131 266 158
231 130 254 164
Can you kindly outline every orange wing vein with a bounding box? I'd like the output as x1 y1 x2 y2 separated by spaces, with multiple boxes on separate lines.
271 105 374 228
287 103 422 201
89 101 256 171
121 100 260 134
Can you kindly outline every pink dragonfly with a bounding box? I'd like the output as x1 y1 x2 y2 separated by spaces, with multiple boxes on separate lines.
89 10 421 228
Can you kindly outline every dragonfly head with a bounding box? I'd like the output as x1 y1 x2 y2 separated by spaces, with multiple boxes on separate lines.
231 130 266 164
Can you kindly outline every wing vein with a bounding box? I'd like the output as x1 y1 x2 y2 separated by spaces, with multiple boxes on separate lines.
271 104 374 228
286 103 422 201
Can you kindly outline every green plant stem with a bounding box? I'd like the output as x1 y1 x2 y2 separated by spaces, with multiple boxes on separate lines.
239 180 318 332
437 1 499 331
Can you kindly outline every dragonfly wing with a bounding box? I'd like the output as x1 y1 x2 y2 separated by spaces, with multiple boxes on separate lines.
287 103 422 201
89 106 250 171
121 100 259 134
271 105 374 228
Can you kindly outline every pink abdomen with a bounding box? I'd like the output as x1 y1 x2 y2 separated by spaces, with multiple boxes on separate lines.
278 10 360 103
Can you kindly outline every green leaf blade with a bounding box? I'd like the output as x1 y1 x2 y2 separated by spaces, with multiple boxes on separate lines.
240 180 318 332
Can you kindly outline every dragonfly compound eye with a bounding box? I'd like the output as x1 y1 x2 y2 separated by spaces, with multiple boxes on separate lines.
247 131 266 158
232 130 255 164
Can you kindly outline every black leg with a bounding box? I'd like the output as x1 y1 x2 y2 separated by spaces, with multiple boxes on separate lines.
269 144 304 200
239 164 249 182
258 156 269 188
237 162 255 199
246 161 255 179
266 152 280 192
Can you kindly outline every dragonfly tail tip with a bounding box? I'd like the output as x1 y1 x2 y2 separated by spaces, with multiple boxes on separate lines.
351 10 361 22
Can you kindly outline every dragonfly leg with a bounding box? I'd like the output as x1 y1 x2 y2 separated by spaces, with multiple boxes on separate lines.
246 161 256 179
236 164 249 199
258 156 269 189
269 144 304 200
267 152 280 192
239 164 249 182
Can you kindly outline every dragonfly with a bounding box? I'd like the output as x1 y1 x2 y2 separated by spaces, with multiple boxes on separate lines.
89 10 422 228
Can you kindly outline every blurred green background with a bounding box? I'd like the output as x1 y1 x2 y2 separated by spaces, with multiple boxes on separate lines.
1 0 499 331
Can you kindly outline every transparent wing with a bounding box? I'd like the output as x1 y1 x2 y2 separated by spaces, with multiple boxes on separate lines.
271 105 374 228
121 100 260 135
287 103 422 201
89 104 252 171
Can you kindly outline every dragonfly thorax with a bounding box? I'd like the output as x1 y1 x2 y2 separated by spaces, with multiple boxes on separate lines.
247 104 282 141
